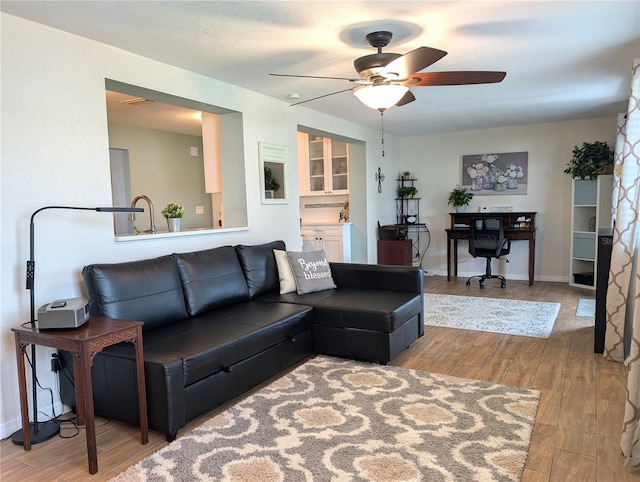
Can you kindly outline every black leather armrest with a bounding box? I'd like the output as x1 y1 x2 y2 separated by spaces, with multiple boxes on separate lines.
329 263 424 294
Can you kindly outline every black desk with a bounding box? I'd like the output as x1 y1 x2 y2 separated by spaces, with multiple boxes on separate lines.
446 212 537 286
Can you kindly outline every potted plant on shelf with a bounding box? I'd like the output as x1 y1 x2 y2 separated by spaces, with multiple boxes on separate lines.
401 170 412 180
161 202 184 232
448 185 473 212
564 141 614 180
398 186 418 199
264 166 280 198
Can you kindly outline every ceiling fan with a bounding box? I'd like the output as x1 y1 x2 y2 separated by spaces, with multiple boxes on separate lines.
270 31 506 111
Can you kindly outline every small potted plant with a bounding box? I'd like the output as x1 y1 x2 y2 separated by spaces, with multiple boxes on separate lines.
564 141 614 180
401 170 412 180
398 186 418 199
264 165 280 198
161 202 184 232
448 185 473 212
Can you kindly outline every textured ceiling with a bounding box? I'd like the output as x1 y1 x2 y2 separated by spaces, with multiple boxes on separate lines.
2 1 639 136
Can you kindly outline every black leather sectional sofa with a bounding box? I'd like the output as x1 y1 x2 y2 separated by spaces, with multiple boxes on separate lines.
59 240 424 441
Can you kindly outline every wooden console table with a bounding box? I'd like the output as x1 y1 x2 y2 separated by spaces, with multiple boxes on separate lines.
446 212 537 285
12 317 148 474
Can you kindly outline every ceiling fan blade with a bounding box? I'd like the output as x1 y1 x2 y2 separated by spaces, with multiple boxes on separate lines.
289 87 355 106
396 90 416 107
404 71 507 86
384 47 448 79
270 73 362 82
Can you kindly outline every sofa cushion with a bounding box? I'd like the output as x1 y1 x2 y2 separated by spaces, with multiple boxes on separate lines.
262 288 421 333
127 300 313 386
235 240 285 298
286 249 336 294
174 246 250 316
83 255 188 331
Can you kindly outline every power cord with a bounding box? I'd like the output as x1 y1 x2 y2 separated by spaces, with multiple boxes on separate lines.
23 349 59 422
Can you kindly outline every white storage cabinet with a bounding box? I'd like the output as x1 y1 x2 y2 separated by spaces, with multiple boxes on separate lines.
301 224 351 263
569 175 613 289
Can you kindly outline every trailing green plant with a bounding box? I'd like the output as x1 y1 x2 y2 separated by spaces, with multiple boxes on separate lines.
161 202 184 218
447 185 473 207
564 141 614 180
398 186 418 198
264 166 280 192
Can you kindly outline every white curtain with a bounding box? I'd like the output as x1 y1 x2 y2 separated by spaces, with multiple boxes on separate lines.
603 58 640 464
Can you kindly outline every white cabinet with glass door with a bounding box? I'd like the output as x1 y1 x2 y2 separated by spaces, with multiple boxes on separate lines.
298 132 349 196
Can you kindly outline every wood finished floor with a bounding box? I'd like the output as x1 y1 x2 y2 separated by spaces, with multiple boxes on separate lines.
1 277 640 481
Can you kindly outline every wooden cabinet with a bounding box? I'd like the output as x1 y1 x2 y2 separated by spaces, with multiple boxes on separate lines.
298 132 349 196
301 224 351 262
569 175 613 289
377 240 412 266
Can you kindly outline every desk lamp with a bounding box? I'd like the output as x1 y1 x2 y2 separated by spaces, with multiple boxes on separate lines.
11 206 143 445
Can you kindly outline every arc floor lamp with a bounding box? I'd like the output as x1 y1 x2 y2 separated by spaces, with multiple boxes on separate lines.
11 205 143 445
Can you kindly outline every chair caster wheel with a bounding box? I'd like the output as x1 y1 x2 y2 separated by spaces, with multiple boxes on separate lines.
466 281 470 286
479 284 485 289
501 282 506 288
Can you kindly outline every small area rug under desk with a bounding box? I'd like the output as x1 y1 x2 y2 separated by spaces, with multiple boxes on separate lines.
424 294 561 338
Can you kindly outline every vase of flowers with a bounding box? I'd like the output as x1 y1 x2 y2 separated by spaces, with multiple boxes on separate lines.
493 170 507 192
467 161 488 191
479 154 499 189
505 164 524 189
161 202 184 232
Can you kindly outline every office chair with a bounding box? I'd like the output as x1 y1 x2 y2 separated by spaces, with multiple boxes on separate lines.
466 217 511 289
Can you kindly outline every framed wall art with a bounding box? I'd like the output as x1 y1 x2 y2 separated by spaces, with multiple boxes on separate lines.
462 151 528 195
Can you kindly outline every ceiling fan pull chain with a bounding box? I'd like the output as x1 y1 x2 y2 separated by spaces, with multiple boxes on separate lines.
380 110 385 158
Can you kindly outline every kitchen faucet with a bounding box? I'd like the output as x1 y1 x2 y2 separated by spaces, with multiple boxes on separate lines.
129 195 156 234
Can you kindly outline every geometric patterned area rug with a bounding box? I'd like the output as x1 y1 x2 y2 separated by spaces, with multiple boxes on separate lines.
425 294 561 338
109 355 540 482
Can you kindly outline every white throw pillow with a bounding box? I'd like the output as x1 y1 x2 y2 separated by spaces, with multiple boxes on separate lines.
273 249 296 294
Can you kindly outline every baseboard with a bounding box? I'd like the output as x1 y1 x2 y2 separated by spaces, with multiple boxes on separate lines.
0 401 66 440
425 272 570 283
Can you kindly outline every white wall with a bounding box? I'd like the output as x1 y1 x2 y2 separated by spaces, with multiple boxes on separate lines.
0 13 388 438
0 11 619 439
398 117 616 281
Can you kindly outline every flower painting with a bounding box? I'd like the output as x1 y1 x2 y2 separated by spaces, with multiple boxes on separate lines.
462 152 528 195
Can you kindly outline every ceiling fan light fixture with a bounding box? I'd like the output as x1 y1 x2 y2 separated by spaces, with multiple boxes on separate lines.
353 84 409 110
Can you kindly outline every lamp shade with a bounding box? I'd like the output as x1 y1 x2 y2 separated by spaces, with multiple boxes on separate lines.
353 85 409 110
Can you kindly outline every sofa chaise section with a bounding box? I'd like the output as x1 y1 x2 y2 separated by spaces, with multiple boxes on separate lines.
260 263 424 364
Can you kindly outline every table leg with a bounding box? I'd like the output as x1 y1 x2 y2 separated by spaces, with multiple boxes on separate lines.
453 239 459 277
447 236 452 281
529 236 536 286
79 346 98 474
72 355 85 426
133 327 148 444
14 334 31 451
